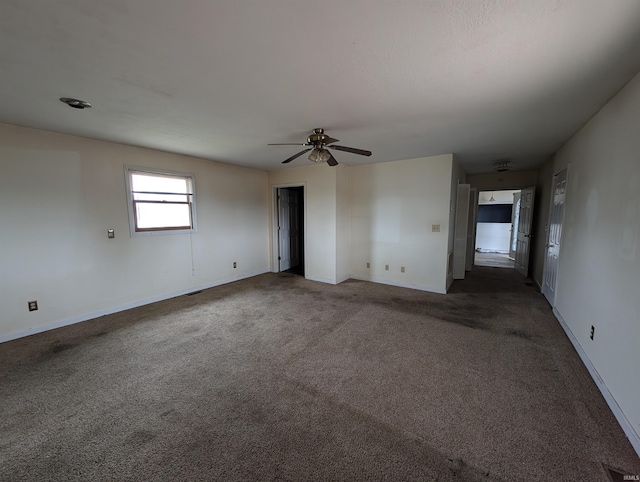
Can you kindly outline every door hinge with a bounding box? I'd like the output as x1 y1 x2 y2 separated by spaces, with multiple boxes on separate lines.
278 256 281 260
277 226 281 230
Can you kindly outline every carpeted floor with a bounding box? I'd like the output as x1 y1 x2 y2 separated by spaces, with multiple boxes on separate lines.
1 268 638 481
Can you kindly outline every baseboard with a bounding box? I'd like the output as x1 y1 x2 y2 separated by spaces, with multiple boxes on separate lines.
305 274 338 285
0 270 270 344
534 278 542 291
349 275 446 295
552 307 640 457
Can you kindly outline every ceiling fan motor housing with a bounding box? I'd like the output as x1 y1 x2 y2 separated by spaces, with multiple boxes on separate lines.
307 128 329 147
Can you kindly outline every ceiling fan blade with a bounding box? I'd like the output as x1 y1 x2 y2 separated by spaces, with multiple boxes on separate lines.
323 136 340 145
268 143 311 146
282 148 312 164
329 145 372 156
326 152 339 167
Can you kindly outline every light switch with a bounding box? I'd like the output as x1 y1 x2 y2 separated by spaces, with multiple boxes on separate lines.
107 229 115 239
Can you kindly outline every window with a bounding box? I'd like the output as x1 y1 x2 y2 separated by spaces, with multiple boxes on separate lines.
125 166 196 235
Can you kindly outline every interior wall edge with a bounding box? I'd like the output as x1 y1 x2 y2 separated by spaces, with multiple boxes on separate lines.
0 269 270 345
552 307 640 458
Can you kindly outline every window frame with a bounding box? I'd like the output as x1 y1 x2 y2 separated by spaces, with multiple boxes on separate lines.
124 165 198 237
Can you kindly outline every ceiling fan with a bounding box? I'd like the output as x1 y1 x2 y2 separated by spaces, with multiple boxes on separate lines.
268 128 372 166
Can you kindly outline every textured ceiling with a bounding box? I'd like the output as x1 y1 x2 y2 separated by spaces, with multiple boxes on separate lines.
1 0 640 173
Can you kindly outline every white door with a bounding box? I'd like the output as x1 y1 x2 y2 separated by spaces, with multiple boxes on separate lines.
453 184 470 279
542 169 567 305
277 188 292 271
509 192 521 259
514 186 535 277
466 188 478 271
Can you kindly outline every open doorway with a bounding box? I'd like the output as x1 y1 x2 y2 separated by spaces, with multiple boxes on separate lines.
474 190 520 269
275 186 305 276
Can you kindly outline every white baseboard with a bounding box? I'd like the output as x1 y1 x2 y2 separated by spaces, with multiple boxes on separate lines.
552 308 640 457
304 274 337 285
349 275 446 295
0 270 269 344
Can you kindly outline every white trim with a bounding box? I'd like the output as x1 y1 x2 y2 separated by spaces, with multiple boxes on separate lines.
124 165 198 237
553 307 640 457
305 275 338 285
0 270 269 344
350 275 447 294
541 166 569 305
336 274 351 284
271 183 307 276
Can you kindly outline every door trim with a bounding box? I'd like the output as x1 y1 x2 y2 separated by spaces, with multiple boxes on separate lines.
514 186 535 277
271 183 307 276
541 167 569 305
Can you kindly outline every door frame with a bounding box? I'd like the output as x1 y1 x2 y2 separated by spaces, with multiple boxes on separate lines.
541 166 569 306
514 186 536 277
453 184 471 279
271 183 307 275
509 192 521 259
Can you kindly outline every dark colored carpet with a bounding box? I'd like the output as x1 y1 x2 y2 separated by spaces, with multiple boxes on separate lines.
1 268 638 481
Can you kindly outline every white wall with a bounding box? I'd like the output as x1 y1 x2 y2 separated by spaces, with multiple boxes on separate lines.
268 164 338 284
478 190 519 204
467 170 538 190
475 224 512 253
351 154 454 294
336 165 351 283
0 123 269 342
552 72 640 453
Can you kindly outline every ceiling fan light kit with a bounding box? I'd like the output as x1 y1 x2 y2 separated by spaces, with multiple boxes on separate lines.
269 128 371 167
308 148 331 163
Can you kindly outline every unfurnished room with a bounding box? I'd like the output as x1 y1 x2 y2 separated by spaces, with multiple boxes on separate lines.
1 1 639 481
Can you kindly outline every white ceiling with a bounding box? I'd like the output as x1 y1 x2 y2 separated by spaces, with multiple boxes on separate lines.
1 1 640 174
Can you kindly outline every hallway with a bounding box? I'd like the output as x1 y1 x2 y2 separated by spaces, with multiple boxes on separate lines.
474 252 515 269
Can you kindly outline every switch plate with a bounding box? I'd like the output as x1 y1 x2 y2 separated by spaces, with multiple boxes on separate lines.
107 229 115 239
385 264 389 271
366 262 370 268
401 267 405 273
28 300 38 311
233 261 237 268
432 224 440 232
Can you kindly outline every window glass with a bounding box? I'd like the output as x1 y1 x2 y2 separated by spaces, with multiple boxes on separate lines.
125 167 196 235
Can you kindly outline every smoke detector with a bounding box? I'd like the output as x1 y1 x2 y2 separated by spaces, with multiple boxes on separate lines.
59 97 92 109
494 160 511 172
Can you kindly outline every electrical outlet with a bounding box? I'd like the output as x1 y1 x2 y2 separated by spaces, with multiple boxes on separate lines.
385 264 389 271
366 262 370 268
107 229 115 239
28 300 38 311
233 261 237 269
401 266 405 273
590 325 595 340
432 224 440 232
